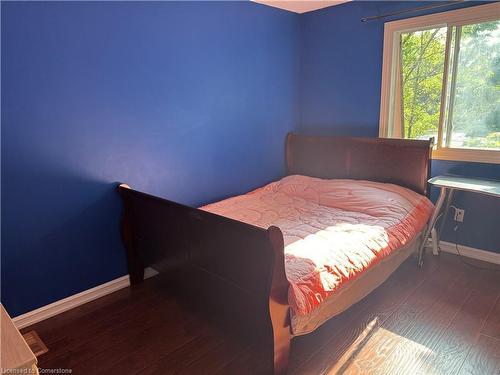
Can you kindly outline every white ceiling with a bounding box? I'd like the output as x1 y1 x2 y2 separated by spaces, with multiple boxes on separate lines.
253 1 350 14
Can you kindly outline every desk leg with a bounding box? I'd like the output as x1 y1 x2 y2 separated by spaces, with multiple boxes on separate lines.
418 187 448 267
435 188 454 254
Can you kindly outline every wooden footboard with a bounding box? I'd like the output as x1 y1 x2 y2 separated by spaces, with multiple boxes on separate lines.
118 184 291 374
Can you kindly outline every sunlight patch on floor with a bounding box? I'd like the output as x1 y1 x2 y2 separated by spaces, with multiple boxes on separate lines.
324 318 434 374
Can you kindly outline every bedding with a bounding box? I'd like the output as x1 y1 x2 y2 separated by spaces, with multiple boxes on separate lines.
201 175 433 331
291 234 420 334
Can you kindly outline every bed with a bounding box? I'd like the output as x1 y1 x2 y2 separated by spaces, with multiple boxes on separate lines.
118 133 434 374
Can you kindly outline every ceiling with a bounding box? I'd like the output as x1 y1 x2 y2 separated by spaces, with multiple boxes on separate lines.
253 1 350 14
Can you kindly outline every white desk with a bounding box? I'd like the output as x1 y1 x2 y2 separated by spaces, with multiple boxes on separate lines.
417 175 500 266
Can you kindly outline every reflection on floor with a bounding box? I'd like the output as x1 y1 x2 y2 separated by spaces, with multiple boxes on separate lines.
23 252 500 374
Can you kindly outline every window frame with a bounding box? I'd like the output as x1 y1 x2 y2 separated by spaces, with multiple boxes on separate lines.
379 2 500 164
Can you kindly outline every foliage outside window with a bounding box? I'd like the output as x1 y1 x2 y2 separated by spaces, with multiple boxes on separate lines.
380 4 500 163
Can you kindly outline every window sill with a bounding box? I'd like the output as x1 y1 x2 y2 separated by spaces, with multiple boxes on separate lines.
432 148 500 164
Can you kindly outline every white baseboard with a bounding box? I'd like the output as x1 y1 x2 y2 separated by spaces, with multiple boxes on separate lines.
12 267 159 330
428 241 500 265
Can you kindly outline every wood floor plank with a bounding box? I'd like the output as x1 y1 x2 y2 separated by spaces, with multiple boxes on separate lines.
37 290 171 367
37 280 199 372
95 321 215 375
137 333 224 375
417 288 498 375
22 282 153 344
480 294 500 341
39 307 198 374
176 334 249 375
434 254 500 294
215 342 271 375
372 261 474 375
71 312 203 374
457 334 500 375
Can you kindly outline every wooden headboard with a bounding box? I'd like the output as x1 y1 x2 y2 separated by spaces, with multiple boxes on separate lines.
285 133 433 197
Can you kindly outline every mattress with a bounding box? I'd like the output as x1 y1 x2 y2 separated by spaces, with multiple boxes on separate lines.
201 175 433 334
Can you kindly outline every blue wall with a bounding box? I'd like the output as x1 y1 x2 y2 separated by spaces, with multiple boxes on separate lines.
2 1 498 317
299 1 499 253
1 1 300 316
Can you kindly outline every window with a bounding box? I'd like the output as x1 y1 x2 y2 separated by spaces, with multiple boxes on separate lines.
379 3 500 163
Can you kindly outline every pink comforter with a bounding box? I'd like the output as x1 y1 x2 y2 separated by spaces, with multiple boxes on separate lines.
201 175 433 316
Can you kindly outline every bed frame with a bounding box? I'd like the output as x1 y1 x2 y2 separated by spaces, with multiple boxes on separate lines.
118 133 432 374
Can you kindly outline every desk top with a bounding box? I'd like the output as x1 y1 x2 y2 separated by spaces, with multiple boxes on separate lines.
429 176 500 197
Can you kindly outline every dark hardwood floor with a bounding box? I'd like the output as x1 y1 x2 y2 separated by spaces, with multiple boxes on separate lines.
23 252 500 375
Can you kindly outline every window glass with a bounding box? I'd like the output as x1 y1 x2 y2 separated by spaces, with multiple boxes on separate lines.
400 27 447 141
445 20 500 150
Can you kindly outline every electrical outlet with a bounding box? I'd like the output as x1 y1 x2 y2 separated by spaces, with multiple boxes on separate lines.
454 208 465 222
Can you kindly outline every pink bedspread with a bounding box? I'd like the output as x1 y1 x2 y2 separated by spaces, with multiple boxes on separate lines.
201 175 433 316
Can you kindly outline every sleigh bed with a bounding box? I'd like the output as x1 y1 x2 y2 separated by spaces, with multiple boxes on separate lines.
118 133 433 374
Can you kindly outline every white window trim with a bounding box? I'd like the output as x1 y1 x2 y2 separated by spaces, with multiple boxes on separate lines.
379 2 500 164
